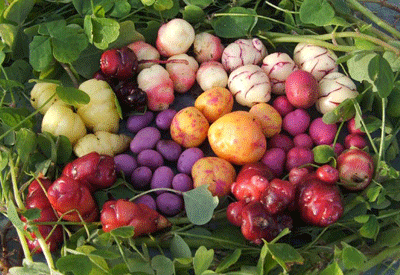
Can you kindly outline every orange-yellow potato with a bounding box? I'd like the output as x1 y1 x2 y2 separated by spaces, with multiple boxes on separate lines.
194 87 234 123
170 106 209 148
249 103 282 138
191 157 236 197
208 111 267 165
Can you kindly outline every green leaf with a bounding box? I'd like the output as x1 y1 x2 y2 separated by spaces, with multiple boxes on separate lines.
56 254 93 275
0 79 24 91
8 259 50 275
151 255 175 275
299 0 335 26
320 261 343 275
341 243 367 270
142 0 156 6
21 208 41 221
108 20 145 49
84 16 120 50
76 245 110 275
52 25 89 64
212 7 257 38
109 0 132 18
0 151 9 172
7 199 25 232
267 243 304 272
0 107 35 130
313 145 336 164
153 0 174 11
15 128 37 163
89 249 121 260
257 244 269 275
184 0 212 8
322 98 356 124
37 132 58 163
110 226 135 238
3 0 35 25
359 215 380 240
56 86 90 107
366 184 382 202
183 185 219 225
72 44 102 79
2 59 32 84
383 49 400 72
328 0 350 14
54 135 73 164
29 36 53 71
368 54 395 98
193 246 214 275
347 51 377 83
0 23 19 51
170 234 192 259
215 249 241 273
376 227 400 248
182 5 205 24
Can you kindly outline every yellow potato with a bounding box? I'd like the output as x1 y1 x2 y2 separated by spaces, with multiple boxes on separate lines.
191 157 236 197
194 87 234 123
170 106 209 148
249 103 282 138
208 111 267 165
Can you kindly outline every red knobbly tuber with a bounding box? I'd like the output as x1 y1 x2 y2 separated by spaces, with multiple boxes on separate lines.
101 199 171 237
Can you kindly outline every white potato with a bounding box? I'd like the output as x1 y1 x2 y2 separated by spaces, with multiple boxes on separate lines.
30 82 67 114
41 104 87 144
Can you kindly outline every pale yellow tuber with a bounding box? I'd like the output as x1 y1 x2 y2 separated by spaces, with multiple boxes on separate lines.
30 82 67 114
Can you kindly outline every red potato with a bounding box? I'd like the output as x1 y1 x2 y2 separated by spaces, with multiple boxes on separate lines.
231 172 269 203
156 18 195 57
101 199 171 236
347 117 365 136
282 108 311 136
196 61 228 91
226 200 247 227
316 164 339 185
137 64 175 111
62 152 117 192
193 32 225 63
166 54 199 93
285 70 319 109
27 178 53 198
47 175 99 222
288 167 310 188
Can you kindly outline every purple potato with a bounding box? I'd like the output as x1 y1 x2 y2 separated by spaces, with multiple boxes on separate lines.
131 166 153 189
268 133 294 153
261 148 286 177
130 127 161 154
172 173 193 193
177 147 204 174
156 192 184 216
134 194 157 210
156 140 182 162
155 109 177 130
150 166 174 195
114 154 137 176
126 111 154 133
282 108 310 136
137 149 164 170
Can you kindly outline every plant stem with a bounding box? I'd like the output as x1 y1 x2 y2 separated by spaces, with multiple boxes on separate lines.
359 245 400 272
60 63 79 89
15 227 33 263
377 97 387 171
9 155 24 211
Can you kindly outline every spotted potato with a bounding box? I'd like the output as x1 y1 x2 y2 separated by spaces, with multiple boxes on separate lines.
194 87 234 123
249 103 282 138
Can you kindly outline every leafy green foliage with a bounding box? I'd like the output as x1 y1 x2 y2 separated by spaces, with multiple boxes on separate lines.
211 7 257 38
183 185 219 225
299 0 335 26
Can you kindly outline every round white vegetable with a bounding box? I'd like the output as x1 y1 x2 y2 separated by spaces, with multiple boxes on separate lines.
221 38 267 72
156 18 195 57
196 61 228 91
193 32 225 63
73 131 131 157
293 43 338 81
261 52 298 95
77 79 120 133
228 64 272 107
41 104 87 144
166 54 199 93
316 72 359 114
127 41 161 71
30 82 67 114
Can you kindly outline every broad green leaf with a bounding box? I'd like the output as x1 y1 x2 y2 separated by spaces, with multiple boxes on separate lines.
56 86 90 107
320 261 343 275
267 243 304 272
153 0 174 11
4 0 35 25
368 54 395 98
0 107 35 130
299 0 335 26
215 249 241 273
29 36 53 71
347 51 377 83
366 184 382 202
72 44 102 79
328 0 350 14
76 245 110 275
37 132 58 163
359 215 380 240
193 246 214 275
84 16 120 50
151 255 174 275
8 259 50 275
55 135 73 164
2 59 32 83
142 0 156 6
21 208 41 221
109 0 131 18
212 7 257 38
0 151 9 171
110 226 135 238
383 50 400 72
184 0 213 8
15 128 37 163
0 79 24 91
56 254 93 275
182 5 206 24
52 25 89 64
7 200 25 231
183 185 219 225
89 249 121 260
170 234 192 259
256 244 270 275
322 98 356 124
108 20 145 49
376 227 400 248
313 145 336 164
0 23 19 50
341 244 367 270
386 85 400 117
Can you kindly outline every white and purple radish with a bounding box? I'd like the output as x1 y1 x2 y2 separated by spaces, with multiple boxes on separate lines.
221 38 267 72
196 61 228 91
137 64 175 111
228 64 271 107
166 54 199 93
156 18 195 57
293 43 338 81
193 32 225 63
261 52 298 95
127 41 161 71
316 72 359 114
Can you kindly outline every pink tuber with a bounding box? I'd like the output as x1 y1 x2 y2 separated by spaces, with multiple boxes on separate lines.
193 32 225 63
166 54 199 93
196 61 228 91
127 41 161 71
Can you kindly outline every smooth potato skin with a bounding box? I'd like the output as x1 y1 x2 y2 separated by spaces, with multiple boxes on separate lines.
170 107 209 148
195 87 234 123
249 103 282 138
191 157 236 197
208 111 267 165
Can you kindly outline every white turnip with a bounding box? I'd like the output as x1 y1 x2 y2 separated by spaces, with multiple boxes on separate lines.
166 54 199 93
193 32 225 63
196 61 228 91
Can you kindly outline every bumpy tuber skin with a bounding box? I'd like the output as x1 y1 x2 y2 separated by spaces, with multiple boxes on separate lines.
100 199 171 237
222 38 267 72
30 82 67 114
73 131 131 157
228 64 271 107
196 61 228 91
193 32 225 63
41 104 87 144
62 152 117 192
261 52 298 95
47 175 99 222
137 64 175 111
316 72 359 114
77 79 120 133
127 41 161 71
293 43 338 81
166 54 199 93
156 18 195 57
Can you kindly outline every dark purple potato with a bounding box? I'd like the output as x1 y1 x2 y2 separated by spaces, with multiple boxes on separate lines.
156 192 184 216
150 166 174 195
137 149 164 170
114 154 137 176
171 173 193 193
131 166 153 190
177 147 204 174
156 140 182 162
156 109 177 130
134 194 157 210
126 111 154 133
114 81 148 113
261 147 286 178
130 127 161 154
282 108 310 136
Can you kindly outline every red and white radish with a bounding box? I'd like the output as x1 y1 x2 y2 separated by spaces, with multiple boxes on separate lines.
261 52 298 95
127 41 161 71
228 64 271 107
193 32 225 63
196 61 228 91
166 54 199 93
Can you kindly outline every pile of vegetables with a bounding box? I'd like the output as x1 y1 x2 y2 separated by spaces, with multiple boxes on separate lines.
0 0 400 274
